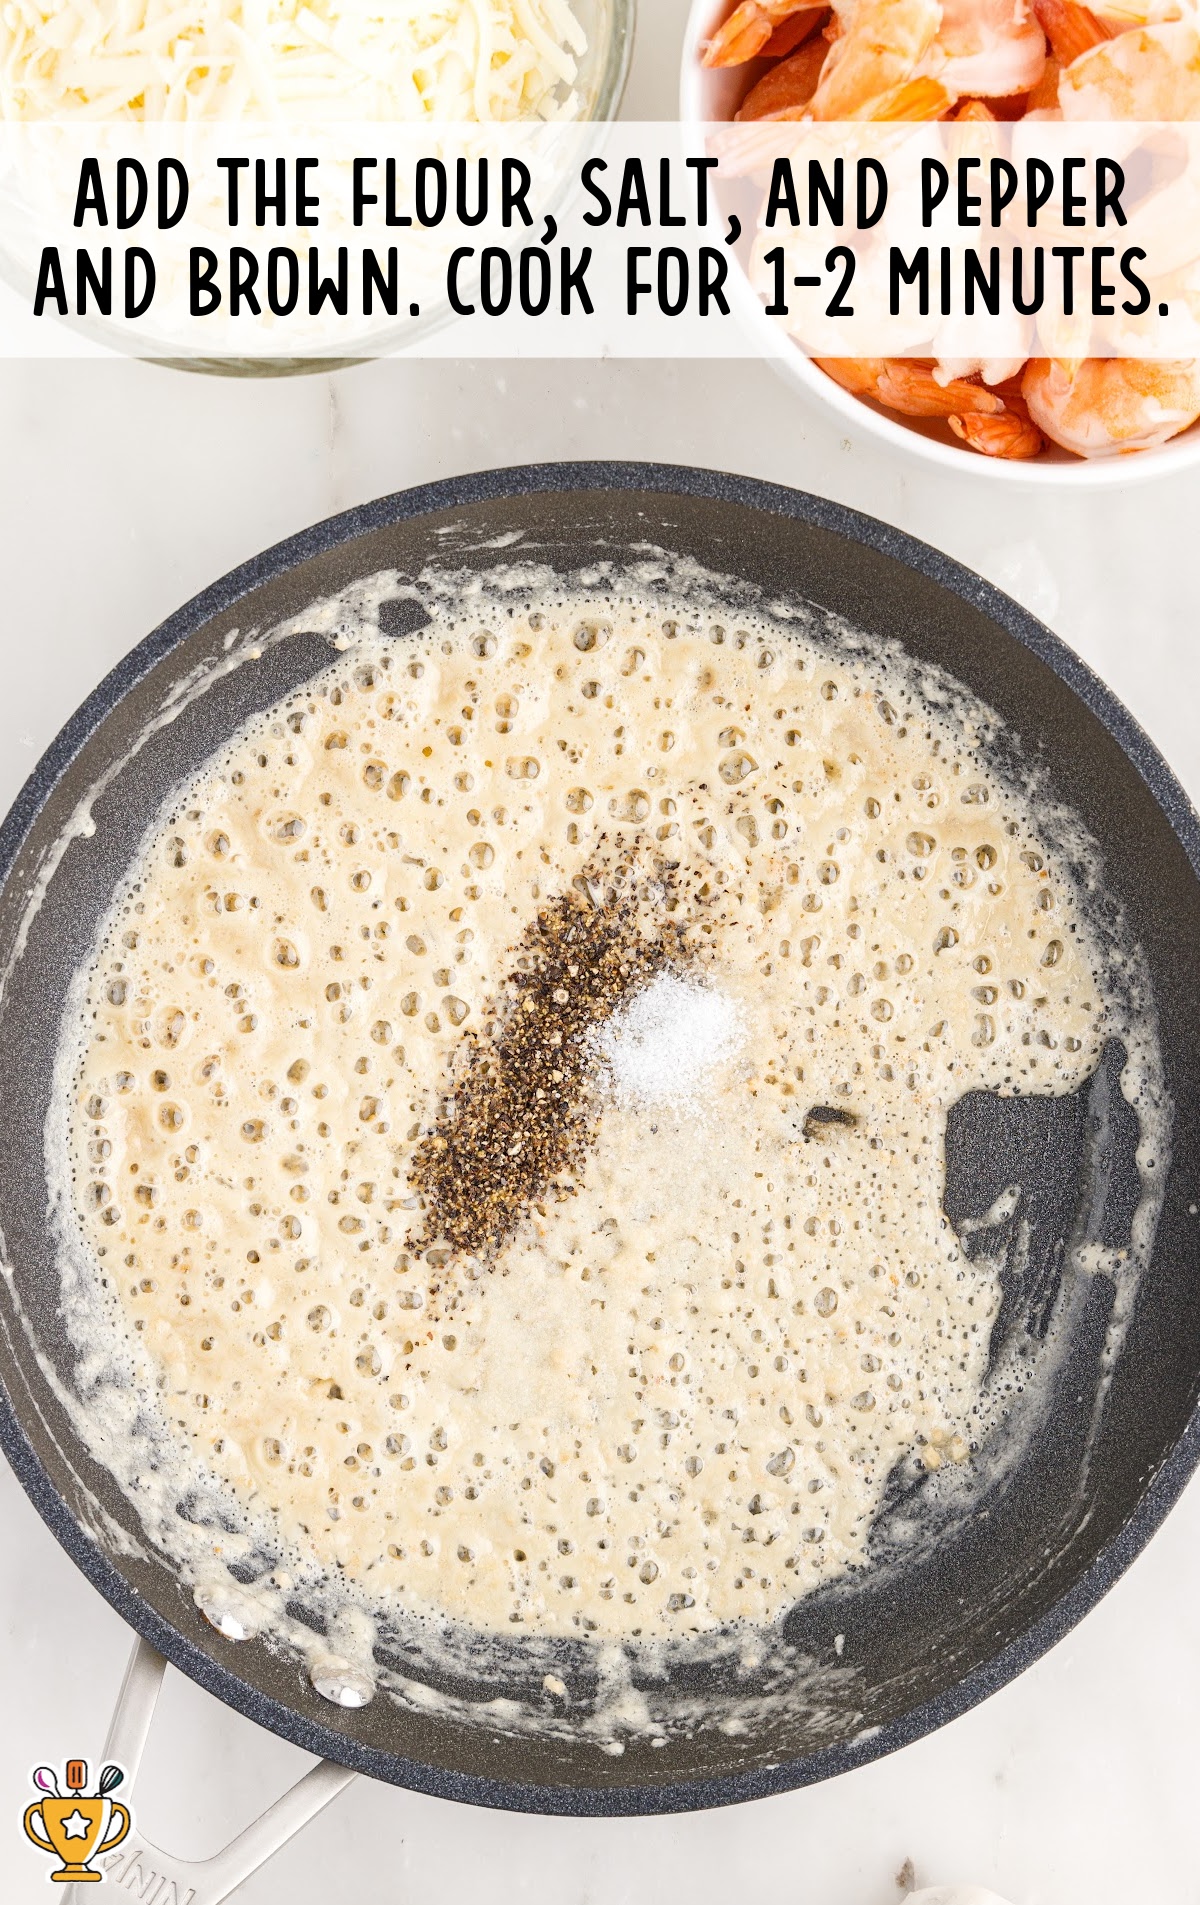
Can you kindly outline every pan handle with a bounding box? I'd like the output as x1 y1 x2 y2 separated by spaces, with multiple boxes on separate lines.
79 1643 1022 1905
75 1637 354 1904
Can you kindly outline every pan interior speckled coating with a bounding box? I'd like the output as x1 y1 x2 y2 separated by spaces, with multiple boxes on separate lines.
1 463 1199 1817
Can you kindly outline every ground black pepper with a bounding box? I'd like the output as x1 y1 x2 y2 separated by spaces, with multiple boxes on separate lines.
409 860 695 1266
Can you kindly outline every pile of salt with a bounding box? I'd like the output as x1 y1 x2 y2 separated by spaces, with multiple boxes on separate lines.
593 971 744 1108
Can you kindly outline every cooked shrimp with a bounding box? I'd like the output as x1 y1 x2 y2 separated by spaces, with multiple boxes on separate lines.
1031 0 1111 66
704 0 1198 461
1099 0 1193 24
935 352 1031 383
1022 357 1200 453
950 406 1046 455
817 357 1008 415
703 0 826 66
1024 49 1062 104
809 0 941 117
1059 18 1200 116
763 4 832 56
736 35 831 115
937 0 1048 98
871 73 952 111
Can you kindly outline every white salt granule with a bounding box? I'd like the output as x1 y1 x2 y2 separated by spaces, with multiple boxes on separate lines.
594 972 745 1108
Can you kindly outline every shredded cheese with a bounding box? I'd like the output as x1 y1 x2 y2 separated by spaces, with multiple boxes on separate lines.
0 0 590 121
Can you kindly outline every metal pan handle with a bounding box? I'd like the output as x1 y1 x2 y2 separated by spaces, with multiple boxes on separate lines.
77 1637 354 1904
77 1641 1020 1905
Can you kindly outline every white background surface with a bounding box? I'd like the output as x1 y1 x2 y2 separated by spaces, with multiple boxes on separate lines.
4 6 1200 1901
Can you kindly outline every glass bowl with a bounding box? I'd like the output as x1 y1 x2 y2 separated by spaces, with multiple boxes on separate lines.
575 0 638 124
169 0 638 377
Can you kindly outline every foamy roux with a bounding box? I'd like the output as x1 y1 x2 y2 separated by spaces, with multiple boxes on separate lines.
57 575 1159 1669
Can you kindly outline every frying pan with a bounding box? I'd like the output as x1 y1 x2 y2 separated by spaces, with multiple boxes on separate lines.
2 462 1200 1825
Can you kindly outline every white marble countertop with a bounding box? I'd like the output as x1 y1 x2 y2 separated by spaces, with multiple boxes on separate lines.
4 6 1200 1901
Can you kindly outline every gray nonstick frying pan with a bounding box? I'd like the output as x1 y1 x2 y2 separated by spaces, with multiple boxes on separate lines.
2 462 1199 1827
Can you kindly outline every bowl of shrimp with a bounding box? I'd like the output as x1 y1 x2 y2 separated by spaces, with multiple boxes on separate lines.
681 0 1200 480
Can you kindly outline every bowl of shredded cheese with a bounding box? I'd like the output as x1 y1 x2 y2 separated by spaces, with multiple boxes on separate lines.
0 0 635 371
0 0 634 128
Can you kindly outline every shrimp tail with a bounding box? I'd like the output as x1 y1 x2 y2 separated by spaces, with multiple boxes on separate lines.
816 358 1008 419
704 1 825 67
867 74 952 118
736 36 829 117
949 408 1046 457
762 5 829 59
1030 0 1111 66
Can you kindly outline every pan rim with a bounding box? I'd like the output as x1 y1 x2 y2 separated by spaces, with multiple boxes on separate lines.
2 458 1199 1817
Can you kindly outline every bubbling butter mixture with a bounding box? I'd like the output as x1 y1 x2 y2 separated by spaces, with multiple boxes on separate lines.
66 590 1112 1645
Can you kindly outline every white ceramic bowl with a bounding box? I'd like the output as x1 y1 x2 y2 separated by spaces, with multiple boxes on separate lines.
680 0 1200 486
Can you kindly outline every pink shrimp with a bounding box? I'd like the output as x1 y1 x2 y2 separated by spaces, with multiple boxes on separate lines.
818 359 1050 459
763 5 832 57
809 0 942 117
936 0 1048 99
950 406 1046 456
870 73 952 113
1022 358 1200 454
1031 0 1112 67
736 36 830 117
1058 18 1200 118
704 0 1200 462
703 0 827 67
817 358 1009 417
